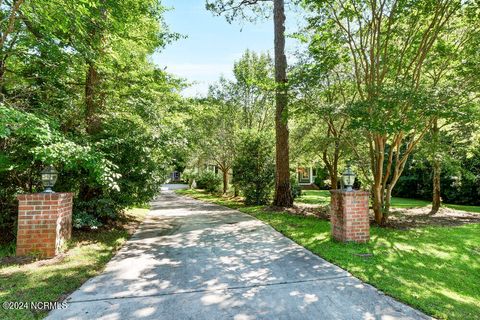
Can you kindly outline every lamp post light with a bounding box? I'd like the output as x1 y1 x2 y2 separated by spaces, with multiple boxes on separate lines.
41 165 58 193
342 163 356 192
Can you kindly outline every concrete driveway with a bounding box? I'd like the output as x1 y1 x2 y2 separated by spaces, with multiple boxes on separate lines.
47 191 429 320
160 183 189 190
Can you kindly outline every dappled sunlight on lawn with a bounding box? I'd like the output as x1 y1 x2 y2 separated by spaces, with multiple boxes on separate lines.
47 191 431 319
295 190 331 206
0 208 147 320
177 189 480 319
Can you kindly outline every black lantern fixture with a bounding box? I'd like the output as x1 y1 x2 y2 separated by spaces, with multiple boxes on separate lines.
342 162 356 192
41 165 58 193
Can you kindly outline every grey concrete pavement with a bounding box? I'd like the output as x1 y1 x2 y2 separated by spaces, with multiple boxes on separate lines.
47 191 429 320
160 183 189 190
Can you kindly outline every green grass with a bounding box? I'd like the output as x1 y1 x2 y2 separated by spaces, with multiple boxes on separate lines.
297 190 480 213
446 204 480 213
0 208 148 320
295 190 331 205
0 242 16 259
177 189 480 320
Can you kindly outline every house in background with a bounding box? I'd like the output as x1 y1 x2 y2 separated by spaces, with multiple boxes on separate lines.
169 171 182 182
297 167 319 189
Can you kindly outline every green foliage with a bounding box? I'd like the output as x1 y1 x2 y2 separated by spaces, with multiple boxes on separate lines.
290 176 302 199
232 131 275 205
300 0 480 222
195 171 222 193
394 145 480 206
208 50 275 132
205 0 272 23
73 212 103 230
186 50 276 195
182 169 197 187
0 0 188 242
0 242 16 258
0 104 115 237
313 167 332 189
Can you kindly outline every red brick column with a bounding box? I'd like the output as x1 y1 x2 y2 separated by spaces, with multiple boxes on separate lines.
16 193 73 257
329 190 370 243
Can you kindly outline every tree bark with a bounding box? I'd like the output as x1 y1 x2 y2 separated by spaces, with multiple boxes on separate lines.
222 169 228 194
0 0 24 50
431 160 441 214
322 149 338 189
84 0 107 135
85 62 101 134
431 119 441 214
384 186 393 222
373 184 383 224
372 135 385 224
272 0 293 207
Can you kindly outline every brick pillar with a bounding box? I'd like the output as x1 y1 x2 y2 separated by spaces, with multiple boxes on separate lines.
329 190 370 243
16 193 73 257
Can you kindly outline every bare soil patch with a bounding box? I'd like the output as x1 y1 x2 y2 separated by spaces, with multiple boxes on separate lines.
279 203 480 229
385 205 480 229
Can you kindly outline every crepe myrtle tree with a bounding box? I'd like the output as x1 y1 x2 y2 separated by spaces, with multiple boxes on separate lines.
206 0 294 207
303 0 474 224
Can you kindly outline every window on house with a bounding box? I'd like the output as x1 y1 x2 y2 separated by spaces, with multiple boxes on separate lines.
298 167 310 183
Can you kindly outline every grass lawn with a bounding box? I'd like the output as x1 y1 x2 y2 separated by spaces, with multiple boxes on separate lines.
297 190 480 213
176 189 480 320
0 208 148 320
0 242 16 258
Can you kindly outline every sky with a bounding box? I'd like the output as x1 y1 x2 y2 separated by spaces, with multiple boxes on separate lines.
152 1 303 97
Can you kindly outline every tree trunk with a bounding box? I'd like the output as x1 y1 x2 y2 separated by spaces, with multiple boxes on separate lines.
85 62 101 134
0 59 6 96
431 119 441 214
272 0 293 207
373 181 383 225
431 160 441 214
322 148 339 189
222 169 228 194
372 136 386 225
84 0 106 135
383 185 393 223
326 164 338 190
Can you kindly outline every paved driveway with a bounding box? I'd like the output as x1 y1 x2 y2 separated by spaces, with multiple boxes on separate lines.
47 191 429 320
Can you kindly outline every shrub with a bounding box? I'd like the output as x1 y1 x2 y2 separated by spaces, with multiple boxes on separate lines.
313 167 331 189
233 131 275 205
291 176 302 199
394 146 480 206
182 169 198 187
196 171 221 192
73 211 103 229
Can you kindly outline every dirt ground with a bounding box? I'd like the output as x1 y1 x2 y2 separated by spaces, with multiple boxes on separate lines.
290 203 480 229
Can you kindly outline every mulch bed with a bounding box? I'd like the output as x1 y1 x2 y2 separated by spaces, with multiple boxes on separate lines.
384 206 480 229
267 203 480 230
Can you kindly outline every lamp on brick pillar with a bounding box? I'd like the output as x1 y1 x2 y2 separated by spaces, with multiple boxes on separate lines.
16 166 73 258
342 162 356 192
41 165 58 193
330 163 370 243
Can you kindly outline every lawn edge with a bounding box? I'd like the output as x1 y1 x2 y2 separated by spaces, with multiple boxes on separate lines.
0 206 150 320
174 189 448 319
